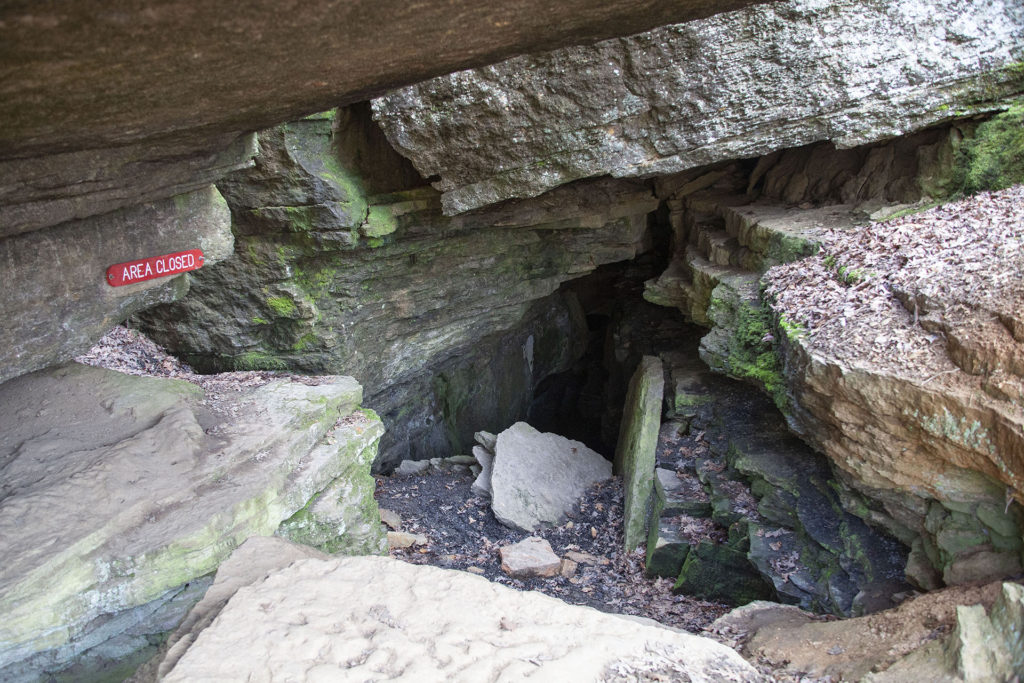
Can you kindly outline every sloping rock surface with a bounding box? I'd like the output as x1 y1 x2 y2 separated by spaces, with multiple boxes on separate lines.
373 0 1024 214
159 542 759 682
491 422 612 532
0 363 382 679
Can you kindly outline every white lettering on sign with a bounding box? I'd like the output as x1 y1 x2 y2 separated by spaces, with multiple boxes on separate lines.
106 250 204 287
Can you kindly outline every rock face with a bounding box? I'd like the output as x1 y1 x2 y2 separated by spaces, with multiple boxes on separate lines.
372 0 1024 214
154 540 758 681
137 112 657 466
615 355 665 551
490 422 612 532
0 363 383 680
646 351 908 615
0 0 761 390
713 581 1024 682
764 186 1024 587
0 185 235 385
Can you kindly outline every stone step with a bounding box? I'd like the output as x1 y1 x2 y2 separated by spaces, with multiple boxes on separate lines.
695 226 746 268
655 467 712 518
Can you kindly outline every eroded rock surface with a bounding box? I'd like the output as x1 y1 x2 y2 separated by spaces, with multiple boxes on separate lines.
0 185 235 384
372 0 1024 213
157 542 759 681
491 422 612 532
765 185 1024 586
137 112 657 465
0 363 382 680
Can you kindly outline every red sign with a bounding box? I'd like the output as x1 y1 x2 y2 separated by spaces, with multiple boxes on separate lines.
106 249 205 287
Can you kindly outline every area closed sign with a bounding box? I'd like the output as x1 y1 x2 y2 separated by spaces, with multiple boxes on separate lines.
106 249 205 287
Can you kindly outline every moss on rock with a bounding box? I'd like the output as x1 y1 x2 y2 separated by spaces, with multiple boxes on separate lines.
956 101 1024 194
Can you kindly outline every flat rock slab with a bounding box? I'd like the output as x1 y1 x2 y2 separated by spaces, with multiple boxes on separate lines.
159 544 758 681
491 422 612 532
0 363 381 679
499 536 561 578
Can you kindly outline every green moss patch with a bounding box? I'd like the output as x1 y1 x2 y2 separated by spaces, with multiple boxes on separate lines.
956 101 1024 194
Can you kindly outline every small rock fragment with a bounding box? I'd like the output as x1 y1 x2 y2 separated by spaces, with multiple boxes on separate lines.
474 431 497 452
387 531 427 549
466 566 486 575
378 508 403 531
560 559 578 578
394 459 430 476
564 550 610 566
499 536 561 579
471 445 494 498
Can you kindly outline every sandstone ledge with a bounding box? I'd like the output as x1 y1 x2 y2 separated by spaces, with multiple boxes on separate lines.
0 363 382 679
158 541 759 682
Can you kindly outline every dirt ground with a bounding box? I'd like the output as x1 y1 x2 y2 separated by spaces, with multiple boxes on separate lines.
375 469 733 633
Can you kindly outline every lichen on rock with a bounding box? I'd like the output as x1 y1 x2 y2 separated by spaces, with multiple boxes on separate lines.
0 362 383 680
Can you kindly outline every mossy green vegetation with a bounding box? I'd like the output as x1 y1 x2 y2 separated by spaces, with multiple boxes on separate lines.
713 292 788 413
266 295 298 317
232 350 288 371
955 101 1024 194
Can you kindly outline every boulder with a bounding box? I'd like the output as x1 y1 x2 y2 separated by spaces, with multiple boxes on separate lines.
0 363 383 680
614 356 665 550
131 536 329 682
372 0 1024 214
153 542 759 681
712 580 1022 682
499 536 562 578
0 185 235 385
490 422 612 532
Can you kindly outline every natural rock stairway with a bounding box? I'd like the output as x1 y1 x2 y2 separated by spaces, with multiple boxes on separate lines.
646 350 910 616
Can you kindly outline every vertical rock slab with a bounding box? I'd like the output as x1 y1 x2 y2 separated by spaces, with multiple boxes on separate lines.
0 363 383 680
490 422 611 532
615 356 665 551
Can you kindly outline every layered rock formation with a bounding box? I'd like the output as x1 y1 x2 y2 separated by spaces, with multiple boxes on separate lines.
146 538 759 682
137 112 657 466
0 0 760 387
0 363 383 680
372 0 1024 214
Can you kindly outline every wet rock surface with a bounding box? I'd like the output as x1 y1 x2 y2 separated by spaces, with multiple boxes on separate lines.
647 349 909 616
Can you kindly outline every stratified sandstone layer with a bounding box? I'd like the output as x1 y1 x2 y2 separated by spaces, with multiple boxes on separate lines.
765 186 1024 587
158 542 759 682
373 0 1024 214
137 112 657 465
0 363 382 680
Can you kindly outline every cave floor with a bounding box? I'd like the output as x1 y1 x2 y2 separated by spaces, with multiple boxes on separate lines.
374 469 733 633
